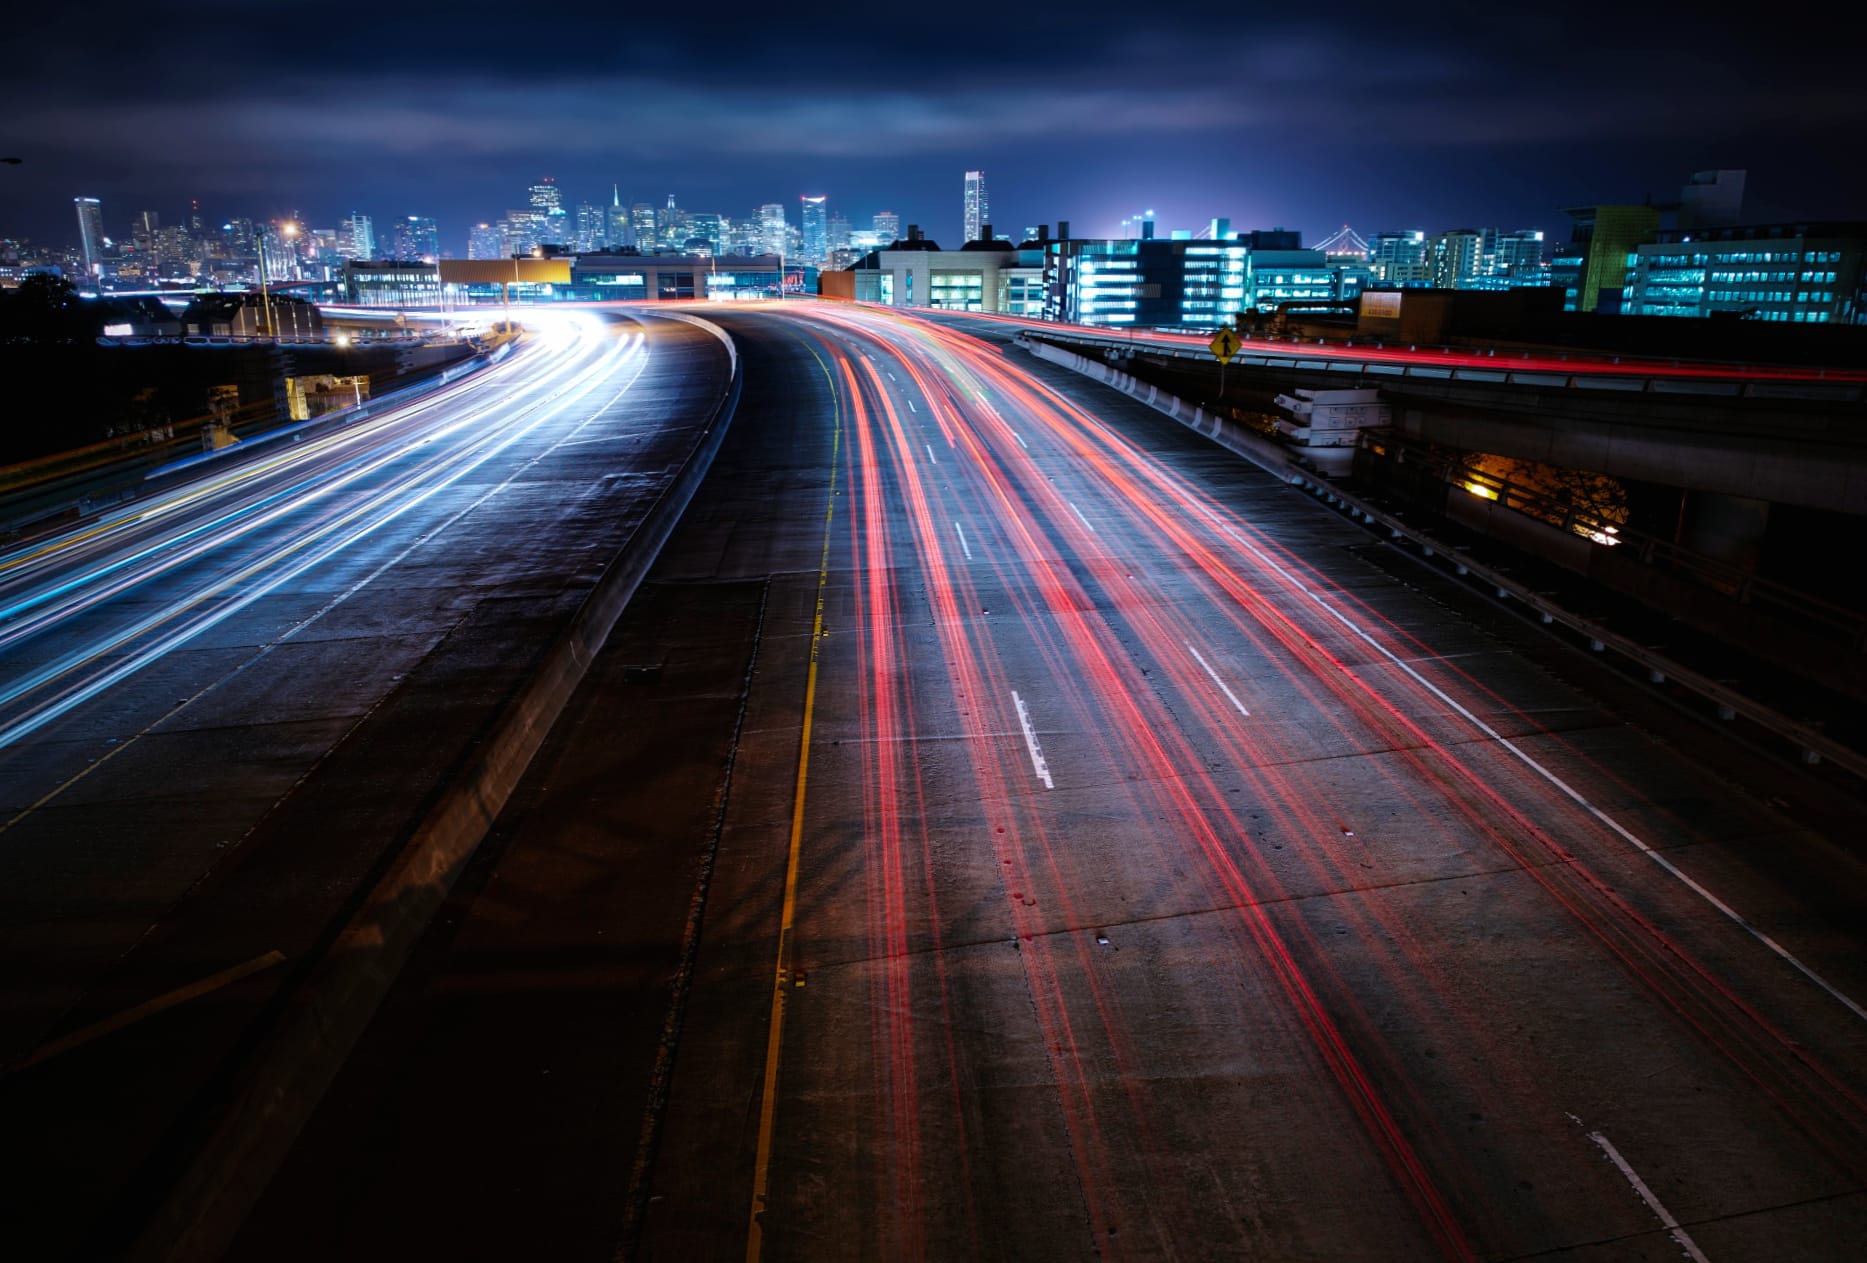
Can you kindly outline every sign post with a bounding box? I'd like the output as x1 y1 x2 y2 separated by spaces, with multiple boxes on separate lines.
1209 325 1241 402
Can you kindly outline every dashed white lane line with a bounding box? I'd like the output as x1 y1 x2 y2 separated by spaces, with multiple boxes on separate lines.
1068 501 1095 533
925 444 938 465
1011 690 1055 789
907 399 917 412
1011 431 1029 450
1588 1131 1711 1263
954 521 973 561
1184 641 1250 717
1200 508 1867 1025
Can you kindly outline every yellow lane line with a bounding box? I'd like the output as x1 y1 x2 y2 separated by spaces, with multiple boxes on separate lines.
745 329 843 1263
8 949 287 1073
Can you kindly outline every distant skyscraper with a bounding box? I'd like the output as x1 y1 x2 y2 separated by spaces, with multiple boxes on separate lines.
759 203 787 256
963 170 988 243
131 210 160 257
468 223 505 260
73 197 104 274
259 224 301 282
1427 229 1485 287
393 215 440 262
1368 230 1430 285
339 212 375 260
607 185 630 253
873 210 901 246
631 203 657 252
1491 230 1548 283
799 195 828 265
528 178 562 215
575 202 606 252
690 213 724 256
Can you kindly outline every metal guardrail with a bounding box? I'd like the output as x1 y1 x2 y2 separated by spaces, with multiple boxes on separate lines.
1029 330 1867 403
1019 331 1867 783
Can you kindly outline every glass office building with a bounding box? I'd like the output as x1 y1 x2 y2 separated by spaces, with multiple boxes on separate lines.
1623 223 1865 324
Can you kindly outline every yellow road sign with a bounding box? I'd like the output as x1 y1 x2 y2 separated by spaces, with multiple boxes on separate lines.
1209 326 1241 364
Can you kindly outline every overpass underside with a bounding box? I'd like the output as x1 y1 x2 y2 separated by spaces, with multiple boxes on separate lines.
1056 336 1867 716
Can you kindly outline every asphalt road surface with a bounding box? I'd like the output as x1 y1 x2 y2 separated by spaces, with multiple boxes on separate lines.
0 309 732 1258
236 303 1867 1262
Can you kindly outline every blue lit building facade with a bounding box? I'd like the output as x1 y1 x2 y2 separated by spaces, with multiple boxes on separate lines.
1042 239 1367 330
1622 223 1866 324
569 253 816 300
1044 239 1248 328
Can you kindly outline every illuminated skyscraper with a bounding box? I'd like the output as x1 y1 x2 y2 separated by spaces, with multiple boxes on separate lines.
963 170 988 243
393 215 440 262
759 203 787 256
575 202 606 252
468 223 505 260
1368 230 1430 285
339 212 375 260
74 197 104 274
1427 229 1485 287
528 178 562 215
799 195 828 264
607 185 630 252
631 203 657 252
873 210 900 246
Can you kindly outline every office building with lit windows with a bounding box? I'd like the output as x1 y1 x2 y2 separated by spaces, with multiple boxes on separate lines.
1622 222 1866 324
843 227 1044 314
74 197 105 276
800 196 828 265
392 215 440 263
467 223 506 260
963 170 988 243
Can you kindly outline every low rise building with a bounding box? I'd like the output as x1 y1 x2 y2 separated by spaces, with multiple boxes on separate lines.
1622 222 1866 324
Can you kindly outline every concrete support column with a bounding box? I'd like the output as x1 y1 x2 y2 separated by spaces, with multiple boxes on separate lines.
1677 490 1771 583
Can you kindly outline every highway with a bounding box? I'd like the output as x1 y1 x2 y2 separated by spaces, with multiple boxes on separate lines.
0 308 734 1257
232 302 1867 1261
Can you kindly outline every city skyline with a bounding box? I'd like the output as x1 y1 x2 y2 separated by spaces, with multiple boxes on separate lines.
5 1 1865 251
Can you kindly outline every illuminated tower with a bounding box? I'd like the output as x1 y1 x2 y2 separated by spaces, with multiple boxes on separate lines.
873 210 900 246
759 203 787 257
340 211 375 260
74 197 105 274
963 170 988 243
799 195 828 265
607 185 630 252
528 177 562 215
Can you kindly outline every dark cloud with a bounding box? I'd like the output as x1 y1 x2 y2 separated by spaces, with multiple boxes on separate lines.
3 0 1864 250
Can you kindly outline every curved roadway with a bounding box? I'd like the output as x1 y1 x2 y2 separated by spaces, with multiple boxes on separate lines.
234 301 1867 1263
0 309 733 1257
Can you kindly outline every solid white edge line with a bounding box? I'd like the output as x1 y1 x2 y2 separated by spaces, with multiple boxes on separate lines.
953 521 973 561
1203 509 1867 1024
1588 1132 1712 1263
1011 689 1055 789
1184 641 1250 717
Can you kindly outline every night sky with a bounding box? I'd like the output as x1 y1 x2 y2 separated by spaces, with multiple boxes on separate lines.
4 0 1864 254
